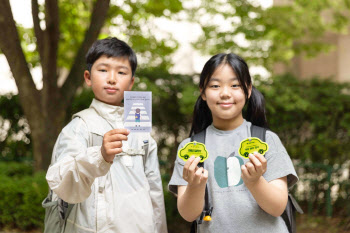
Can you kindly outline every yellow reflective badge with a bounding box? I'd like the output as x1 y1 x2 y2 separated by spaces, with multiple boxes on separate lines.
239 137 269 158
178 141 209 162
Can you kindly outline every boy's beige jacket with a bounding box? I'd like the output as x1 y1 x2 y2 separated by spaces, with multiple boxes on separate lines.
46 99 167 233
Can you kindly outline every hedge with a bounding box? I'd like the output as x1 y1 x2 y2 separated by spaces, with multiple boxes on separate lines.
0 162 47 231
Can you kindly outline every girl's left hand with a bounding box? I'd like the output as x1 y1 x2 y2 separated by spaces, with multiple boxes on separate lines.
241 152 267 186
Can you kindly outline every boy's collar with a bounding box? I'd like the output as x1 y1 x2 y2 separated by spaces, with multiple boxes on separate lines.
90 98 124 120
90 98 124 107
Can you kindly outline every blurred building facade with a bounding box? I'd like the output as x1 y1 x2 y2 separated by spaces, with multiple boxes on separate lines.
273 0 350 82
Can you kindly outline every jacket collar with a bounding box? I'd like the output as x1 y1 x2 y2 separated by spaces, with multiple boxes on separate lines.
89 98 124 128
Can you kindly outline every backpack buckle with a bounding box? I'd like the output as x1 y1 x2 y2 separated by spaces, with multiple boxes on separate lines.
198 207 213 224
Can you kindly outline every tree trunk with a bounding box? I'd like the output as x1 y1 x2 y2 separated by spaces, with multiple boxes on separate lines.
28 94 67 170
30 118 64 171
0 0 111 171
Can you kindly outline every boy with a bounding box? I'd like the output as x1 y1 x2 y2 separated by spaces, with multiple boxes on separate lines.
45 37 168 233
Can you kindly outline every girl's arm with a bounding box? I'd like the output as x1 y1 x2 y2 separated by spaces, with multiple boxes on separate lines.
177 156 208 222
241 152 288 217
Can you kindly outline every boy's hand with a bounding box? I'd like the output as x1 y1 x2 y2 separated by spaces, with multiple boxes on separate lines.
101 129 130 163
241 152 267 186
183 156 208 190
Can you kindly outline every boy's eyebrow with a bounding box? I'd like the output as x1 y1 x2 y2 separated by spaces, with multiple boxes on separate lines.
95 63 130 70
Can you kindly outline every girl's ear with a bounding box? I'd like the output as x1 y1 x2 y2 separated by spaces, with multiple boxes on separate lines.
248 85 252 99
200 88 206 101
84 70 92 86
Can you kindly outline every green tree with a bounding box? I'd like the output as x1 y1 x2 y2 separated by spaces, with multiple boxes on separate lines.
189 0 350 70
1 0 349 173
0 0 181 171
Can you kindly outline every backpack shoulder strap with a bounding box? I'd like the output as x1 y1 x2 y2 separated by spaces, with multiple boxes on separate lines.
73 108 113 138
250 125 266 141
191 129 206 144
190 129 213 232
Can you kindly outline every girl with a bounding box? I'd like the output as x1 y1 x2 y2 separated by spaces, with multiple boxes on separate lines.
169 53 298 232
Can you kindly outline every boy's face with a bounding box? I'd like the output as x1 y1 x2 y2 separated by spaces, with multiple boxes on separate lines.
84 55 134 106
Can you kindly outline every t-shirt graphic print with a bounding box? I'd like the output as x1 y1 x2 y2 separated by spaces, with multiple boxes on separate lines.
214 152 244 188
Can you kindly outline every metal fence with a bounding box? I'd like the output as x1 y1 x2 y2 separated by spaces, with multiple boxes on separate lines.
293 161 350 217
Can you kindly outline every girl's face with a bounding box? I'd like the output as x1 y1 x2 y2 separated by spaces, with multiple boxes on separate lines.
201 64 251 130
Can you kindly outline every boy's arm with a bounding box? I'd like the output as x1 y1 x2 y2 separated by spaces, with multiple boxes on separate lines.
144 137 168 233
46 118 112 204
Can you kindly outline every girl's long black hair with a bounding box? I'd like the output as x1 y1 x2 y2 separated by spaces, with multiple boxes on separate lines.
189 53 268 136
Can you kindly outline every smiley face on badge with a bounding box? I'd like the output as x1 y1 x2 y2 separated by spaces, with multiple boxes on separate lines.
178 141 209 162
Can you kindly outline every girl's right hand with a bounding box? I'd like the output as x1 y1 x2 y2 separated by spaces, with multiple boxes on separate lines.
182 156 208 189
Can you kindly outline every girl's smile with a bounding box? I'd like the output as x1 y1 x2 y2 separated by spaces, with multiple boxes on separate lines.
218 102 234 108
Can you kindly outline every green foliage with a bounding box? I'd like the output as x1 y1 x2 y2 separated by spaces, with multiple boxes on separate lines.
66 87 95 122
17 27 40 67
18 0 183 71
257 74 350 164
0 161 33 177
0 95 32 161
0 95 24 124
106 0 182 69
0 162 47 230
58 1 93 68
189 0 350 69
137 67 196 130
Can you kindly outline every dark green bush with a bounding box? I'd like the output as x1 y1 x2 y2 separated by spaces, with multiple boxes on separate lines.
0 162 47 231
0 161 33 177
257 74 350 164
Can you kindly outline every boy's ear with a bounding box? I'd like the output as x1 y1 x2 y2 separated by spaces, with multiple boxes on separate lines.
128 76 135 90
200 88 206 101
84 70 92 86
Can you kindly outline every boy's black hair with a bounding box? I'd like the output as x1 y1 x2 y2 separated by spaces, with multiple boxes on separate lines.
85 37 137 77
189 53 268 136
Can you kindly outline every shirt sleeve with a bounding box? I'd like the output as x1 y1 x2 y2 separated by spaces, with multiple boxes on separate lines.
144 137 168 233
263 130 299 189
46 117 111 204
168 138 191 195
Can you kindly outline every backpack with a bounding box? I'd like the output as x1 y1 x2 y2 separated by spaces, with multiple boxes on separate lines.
190 125 303 233
41 192 74 233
